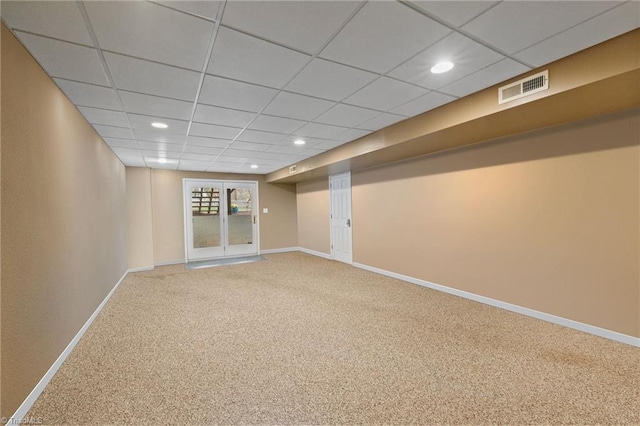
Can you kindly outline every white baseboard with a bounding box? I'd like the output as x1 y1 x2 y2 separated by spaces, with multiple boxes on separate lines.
297 247 331 260
10 270 129 423
154 259 184 266
353 262 640 347
260 247 299 255
127 266 154 273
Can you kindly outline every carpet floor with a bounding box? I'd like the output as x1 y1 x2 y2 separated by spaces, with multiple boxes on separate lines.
28 253 638 424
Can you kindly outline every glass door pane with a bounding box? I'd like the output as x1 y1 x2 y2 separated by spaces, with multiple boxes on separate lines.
224 182 258 257
192 187 221 248
185 180 224 261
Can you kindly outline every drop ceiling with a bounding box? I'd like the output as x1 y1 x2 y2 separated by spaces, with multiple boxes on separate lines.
2 1 638 174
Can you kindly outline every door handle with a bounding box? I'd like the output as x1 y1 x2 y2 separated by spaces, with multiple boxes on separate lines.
346 218 351 227
253 215 256 224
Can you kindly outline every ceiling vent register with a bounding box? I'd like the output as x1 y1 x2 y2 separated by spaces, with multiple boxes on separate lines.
499 70 549 104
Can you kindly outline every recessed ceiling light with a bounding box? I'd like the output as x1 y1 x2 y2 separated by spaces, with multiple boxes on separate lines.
151 122 168 129
430 61 454 74
250 164 258 169
157 158 168 164
294 139 306 145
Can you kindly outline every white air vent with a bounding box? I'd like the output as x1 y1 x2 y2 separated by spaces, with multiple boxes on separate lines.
499 70 548 104
289 165 297 174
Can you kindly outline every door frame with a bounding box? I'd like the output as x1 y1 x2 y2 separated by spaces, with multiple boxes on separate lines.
329 171 353 264
183 178 260 262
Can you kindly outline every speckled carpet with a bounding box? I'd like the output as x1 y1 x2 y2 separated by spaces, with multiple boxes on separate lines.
28 252 638 425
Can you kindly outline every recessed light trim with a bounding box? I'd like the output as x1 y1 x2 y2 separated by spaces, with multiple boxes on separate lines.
431 61 454 74
294 139 306 145
151 122 168 129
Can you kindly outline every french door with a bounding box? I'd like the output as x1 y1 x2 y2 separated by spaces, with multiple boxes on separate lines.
183 179 258 261
330 172 352 264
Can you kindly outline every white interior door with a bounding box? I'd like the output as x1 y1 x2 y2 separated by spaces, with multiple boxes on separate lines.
330 172 353 264
184 179 258 261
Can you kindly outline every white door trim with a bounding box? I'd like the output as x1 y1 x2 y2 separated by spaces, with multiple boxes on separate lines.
329 172 353 264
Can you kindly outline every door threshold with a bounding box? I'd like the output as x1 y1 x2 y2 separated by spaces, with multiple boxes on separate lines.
185 255 265 270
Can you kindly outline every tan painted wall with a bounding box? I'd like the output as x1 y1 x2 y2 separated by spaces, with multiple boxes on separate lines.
126 167 154 270
296 179 330 255
1 25 128 418
149 169 297 264
350 109 639 337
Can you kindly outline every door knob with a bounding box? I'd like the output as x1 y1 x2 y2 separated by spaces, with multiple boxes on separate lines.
346 218 351 227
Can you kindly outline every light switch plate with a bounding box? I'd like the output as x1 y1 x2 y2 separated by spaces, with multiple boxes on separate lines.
262 208 268 213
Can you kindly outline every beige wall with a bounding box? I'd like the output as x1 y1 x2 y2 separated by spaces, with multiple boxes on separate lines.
296 109 639 338
350 109 639 337
1 25 128 418
147 169 297 265
296 179 330 255
126 168 154 270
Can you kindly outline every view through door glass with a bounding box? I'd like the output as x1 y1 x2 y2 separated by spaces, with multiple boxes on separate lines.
192 186 221 249
227 186 253 246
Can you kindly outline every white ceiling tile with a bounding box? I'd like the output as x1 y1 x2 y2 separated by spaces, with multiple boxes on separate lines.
199 75 278 112
312 140 348 150
409 1 499 27
221 1 362 54
209 159 246 168
111 147 143 159
344 77 428 111
103 52 200 101
84 1 214 70
180 152 218 161
439 59 530 98
237 129 287 144
133 129 186 145
207 26 310 89
356 113 406 131
153 1 221 20
215 156 252 164
138 141 183 152
391 91 456 116
514 2 640 67
263 92 335 121
55 78 120 109
333 128 372 142
190 123 242 140
16 32 109 85
227 141 271 152
277 136 327 149
320 1 451 73
187 136 231 149
119 157 147 168
179 161 211 172
462 1 622 55
104 137 137 148
93 124 134 139
194 104 257 128
78 106 129 127
184 144 227 155
248 115 307 134
1 1 93 44
144 157 179 170
264 145 324 156
314 104 380 128
285 58 378 101
142 150 181 160
127 114 189 135
119 91 193 120
293 123 349 139
389 32 505 90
